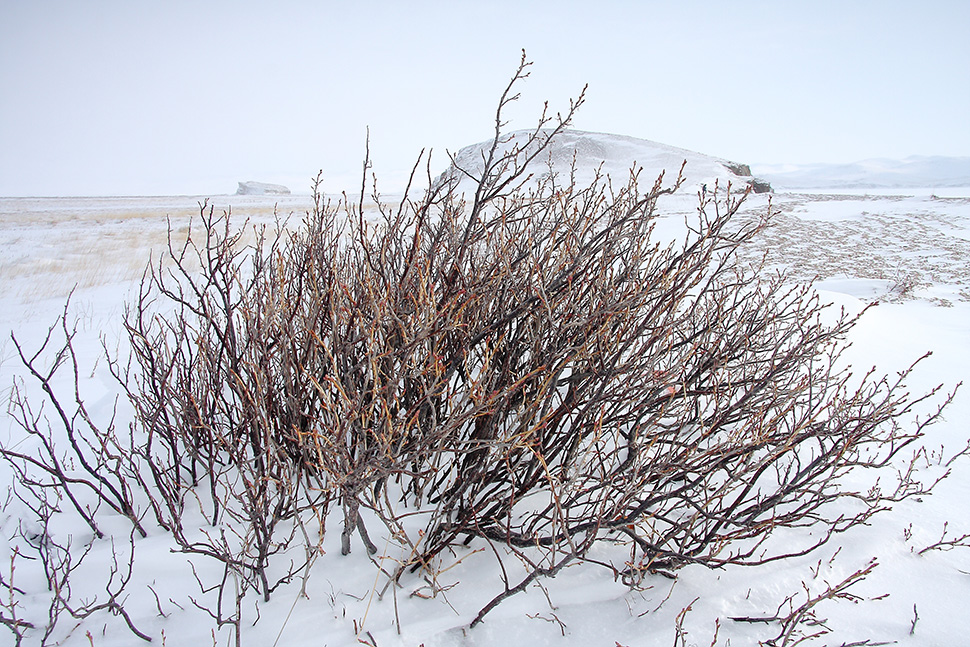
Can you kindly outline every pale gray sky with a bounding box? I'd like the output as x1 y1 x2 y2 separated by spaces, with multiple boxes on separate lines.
1 0 968 196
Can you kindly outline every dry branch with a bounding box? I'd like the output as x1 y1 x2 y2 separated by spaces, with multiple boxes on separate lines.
0 54 958 641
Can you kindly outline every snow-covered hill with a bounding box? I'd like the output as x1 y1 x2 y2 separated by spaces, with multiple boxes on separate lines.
439 129 771 195
755 155 970 190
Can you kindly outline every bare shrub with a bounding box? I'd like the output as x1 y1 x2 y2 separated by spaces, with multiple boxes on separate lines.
0 471 149 644
731 559 882 646
3 302 146 540
118 206 333 613
0 52 957 640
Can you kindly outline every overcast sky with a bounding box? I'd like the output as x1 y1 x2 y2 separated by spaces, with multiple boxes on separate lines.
1 0 968 196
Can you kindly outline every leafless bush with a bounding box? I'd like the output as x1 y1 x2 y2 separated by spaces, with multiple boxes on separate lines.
915 521 970 555
0 496 32 647
0 52 958 640
731 560 884 646
303 56 950 625
3 303 147 540
0 477 149 644
117 207 331 607
1 305 153 643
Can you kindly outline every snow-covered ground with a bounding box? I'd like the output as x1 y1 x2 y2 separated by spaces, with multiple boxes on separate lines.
1 178 968 646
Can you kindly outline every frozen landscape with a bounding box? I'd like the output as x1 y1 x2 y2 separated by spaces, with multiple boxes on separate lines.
1 131 969 647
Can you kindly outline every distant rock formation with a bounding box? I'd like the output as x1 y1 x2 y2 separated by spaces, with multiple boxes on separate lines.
724 162 772 193
236 181 291 195
724 162 752 177
749 178 773 194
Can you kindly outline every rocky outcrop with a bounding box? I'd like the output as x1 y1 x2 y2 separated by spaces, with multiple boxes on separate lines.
724 161 772 193
725 162 752 177
749 178 773 194
236 181 291 195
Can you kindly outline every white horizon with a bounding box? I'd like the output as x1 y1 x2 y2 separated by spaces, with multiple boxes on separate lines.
2 0 968 197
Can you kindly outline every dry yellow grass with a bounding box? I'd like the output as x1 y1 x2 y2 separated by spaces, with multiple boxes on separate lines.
1 193 406 302
0 195 316 301
6 192 964 306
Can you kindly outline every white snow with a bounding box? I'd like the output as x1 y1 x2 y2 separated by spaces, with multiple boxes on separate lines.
1 172 968 646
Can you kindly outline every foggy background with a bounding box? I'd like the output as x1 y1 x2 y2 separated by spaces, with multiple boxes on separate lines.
2 0 968 196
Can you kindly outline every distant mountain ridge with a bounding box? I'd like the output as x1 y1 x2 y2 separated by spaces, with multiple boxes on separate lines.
754 156 970 189
439 129 770 194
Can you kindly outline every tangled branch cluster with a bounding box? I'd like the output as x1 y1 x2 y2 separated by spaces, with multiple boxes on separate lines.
0 54 954 643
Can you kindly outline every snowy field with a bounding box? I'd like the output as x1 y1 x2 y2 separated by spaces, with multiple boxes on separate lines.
1 186 968 646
